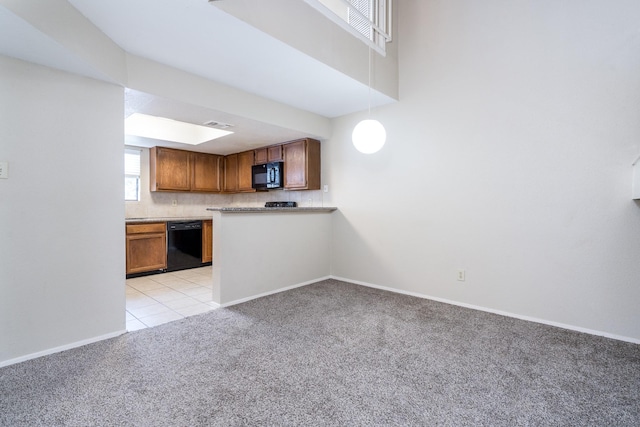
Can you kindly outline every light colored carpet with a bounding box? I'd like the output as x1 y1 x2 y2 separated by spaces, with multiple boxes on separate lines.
1 279 639 426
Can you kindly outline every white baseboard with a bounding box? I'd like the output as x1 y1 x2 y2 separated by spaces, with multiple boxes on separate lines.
221 276 332 308
0 329 127 368
1 276 331 368
4 275 636 368
331 275 640 345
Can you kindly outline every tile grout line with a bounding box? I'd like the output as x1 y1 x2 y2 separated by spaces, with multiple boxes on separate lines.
126 267 215 330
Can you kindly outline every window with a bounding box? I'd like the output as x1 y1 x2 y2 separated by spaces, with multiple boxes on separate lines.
124 149 141 201
348 0 373 40
305 0 392 54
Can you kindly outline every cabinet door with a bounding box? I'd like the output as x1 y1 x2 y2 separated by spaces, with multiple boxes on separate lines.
126 222 167 275
202 220 212 263
284 139 321 190
150 147 191 191
192 153 222 192
255 145 283 165
125 222 167 274
223 154 239 193
126 233 167 274
267 145 283 162
254 148 268 165
238 150 255 192
305 139 321 190
283 140 307 189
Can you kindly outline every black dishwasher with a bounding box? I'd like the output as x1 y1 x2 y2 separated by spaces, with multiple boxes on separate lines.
166 220 203 272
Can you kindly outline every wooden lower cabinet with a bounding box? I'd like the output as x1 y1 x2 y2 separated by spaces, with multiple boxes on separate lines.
202 220 212 263
126 222 167 275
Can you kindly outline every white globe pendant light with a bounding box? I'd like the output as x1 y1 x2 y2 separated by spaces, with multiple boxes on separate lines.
352 119 386 154
352 46 386 154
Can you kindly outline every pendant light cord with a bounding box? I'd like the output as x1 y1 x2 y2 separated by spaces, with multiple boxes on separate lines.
368 46 372 116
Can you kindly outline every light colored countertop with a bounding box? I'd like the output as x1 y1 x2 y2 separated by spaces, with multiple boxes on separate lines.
125 208 337 223
206 207 337 213
125 216 211 224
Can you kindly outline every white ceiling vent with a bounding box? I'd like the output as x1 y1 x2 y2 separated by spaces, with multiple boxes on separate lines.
203 120 234 129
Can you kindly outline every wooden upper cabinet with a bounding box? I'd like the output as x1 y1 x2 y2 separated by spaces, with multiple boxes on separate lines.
254 144 283 165
150 147 222 193
238 150 255 192
191 152 222 192
284 139 321 190
150 141 319 194
268 145 283 162
150 146 191 191
254 147 268 165
223 153 239 193
283 140 306 188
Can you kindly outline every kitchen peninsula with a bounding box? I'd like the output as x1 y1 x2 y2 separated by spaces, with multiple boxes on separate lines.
207 206 336 306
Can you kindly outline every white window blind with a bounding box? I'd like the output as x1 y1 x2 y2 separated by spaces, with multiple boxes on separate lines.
305 0 391 54
348 0 372 40
125 149 141 201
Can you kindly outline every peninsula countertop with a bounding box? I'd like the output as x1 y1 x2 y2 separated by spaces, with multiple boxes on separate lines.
125 208 337 223
206 207 337 213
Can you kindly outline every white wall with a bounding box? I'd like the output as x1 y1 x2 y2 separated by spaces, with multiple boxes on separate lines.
0 0 127 84
3 0 639 369
0 56 125 365
211 210 333 305
215 0 398 101
633 160 640 200
325 0 640 340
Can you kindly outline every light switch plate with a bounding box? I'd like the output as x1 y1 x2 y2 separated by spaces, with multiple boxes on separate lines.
0 161 8 179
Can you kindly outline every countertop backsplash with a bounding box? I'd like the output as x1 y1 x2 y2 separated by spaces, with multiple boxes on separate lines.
125 189 325 220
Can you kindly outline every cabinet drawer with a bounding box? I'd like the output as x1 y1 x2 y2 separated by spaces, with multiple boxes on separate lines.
126 222 166 235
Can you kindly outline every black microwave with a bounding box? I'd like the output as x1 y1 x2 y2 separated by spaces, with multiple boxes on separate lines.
252 162 283 190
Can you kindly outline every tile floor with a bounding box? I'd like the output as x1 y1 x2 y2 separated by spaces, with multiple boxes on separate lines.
126 266 219 331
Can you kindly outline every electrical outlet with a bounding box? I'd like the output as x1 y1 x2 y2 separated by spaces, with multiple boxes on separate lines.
457 269 466 281
323 185 329 193
0 161 8 179
172 199 177 207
